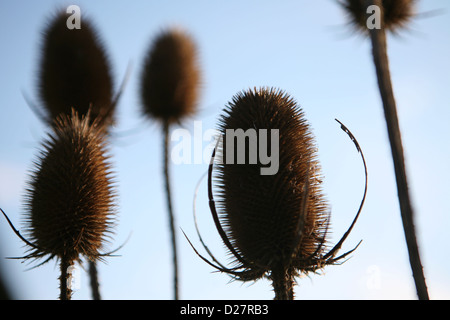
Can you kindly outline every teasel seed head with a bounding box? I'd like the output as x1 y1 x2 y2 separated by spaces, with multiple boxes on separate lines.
216 88 329 273
38 11 115 130
23 109 116 264
340 0 416 33
140 28 201 124
185 88 366 299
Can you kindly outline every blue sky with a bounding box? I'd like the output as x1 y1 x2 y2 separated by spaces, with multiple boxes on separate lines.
0 0 449 300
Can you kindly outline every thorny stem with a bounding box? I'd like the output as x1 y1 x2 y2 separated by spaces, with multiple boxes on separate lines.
271 265 294 300
366 0 429 300
163 120 179 300
89 261 101 300
59 256 73 300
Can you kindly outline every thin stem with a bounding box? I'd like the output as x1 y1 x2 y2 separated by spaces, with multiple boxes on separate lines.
366 0 429 300
89 261 101 300
163 120 179 300
59 256 73 300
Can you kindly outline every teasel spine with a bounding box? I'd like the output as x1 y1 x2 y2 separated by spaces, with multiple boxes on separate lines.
363 0 428 300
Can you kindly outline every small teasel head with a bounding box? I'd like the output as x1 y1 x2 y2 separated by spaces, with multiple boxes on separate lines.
38 10 115 130
339 0 416 33
23 109 116 264
185 88 367 299
140 28 201 124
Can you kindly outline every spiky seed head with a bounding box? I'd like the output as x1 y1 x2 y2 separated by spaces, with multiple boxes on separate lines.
38 11 114 130
140 28 200 124
341 0 415 33
216 87 329 272
24 110 116 263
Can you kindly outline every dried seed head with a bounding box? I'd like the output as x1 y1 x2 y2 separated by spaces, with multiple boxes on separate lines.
140 28 201 124
38 11 114 129
340 0 416 33
24 110 116 263
215 87 329 273
185 88 366 299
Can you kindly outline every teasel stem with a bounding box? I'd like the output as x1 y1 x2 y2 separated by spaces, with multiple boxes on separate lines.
89 261 101 300
271 265 294 300
365 0 428 300
163 120 179 300
59 256 73 300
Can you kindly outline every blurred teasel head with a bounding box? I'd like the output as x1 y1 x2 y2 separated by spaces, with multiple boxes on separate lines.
140 28 201 124
340 0 416 33
23 110 116 264
187 87 367 299
38 10 115 130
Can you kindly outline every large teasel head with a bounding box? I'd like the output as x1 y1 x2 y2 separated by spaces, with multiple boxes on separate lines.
186 87 367 299
23 110 116 264
38 10 115 130
339 0 416 33
140 28 201 124
217 88 328 272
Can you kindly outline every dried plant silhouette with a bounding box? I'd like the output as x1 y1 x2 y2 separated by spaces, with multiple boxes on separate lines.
2 2 442 302
140 28 201 300
1 111 116 300
339 0 429 299
34 11 116 132
26 10 124 299
184 88 367 299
